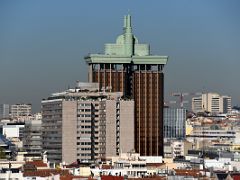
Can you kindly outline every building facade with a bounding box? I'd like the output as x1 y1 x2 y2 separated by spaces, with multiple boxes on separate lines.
23 120 42 156
41 83 134 164
1 123 25 139
85 15 168 156
11 104 32 118
192 93 232 114
164 107 186 139
0 104 10 119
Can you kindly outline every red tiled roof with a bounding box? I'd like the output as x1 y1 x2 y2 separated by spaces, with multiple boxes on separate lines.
146 163 165 167
102 165 112 169
60 175 95 180
23 169 70 177
101 175 124 180
129 176 166 180
25 160 48 168
174 169 201 178
233 175 240 180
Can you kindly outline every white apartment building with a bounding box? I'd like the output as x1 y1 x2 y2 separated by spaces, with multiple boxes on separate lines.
1 123 25 139
11 103 32 118
192 93 231 114
41 83 134 164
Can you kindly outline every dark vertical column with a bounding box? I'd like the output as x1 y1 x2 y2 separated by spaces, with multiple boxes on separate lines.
144 64 147 155
133 65 141 154
110 63 112 92
158 67 164 156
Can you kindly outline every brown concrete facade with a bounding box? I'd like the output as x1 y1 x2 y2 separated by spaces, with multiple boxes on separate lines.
91 64 131 96
133 70 164 156
89 63 165 156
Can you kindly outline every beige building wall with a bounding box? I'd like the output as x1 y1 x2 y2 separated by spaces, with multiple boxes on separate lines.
62 100 77 164
120 100 134 153
184 141 193 156
193 93 232 113
105 100 117 157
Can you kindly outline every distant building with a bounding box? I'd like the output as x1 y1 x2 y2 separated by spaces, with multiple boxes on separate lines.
192 93 231 114
41 83 134 164
164 107 186 139
11 104 32 118
23 120 42 156
0 104 10 119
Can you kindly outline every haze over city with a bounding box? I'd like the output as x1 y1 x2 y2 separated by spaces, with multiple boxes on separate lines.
0 0 240 112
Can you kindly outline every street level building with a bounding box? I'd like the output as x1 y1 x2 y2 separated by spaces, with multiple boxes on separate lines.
192 93 231 114
41 82 134 164
85 15 168 156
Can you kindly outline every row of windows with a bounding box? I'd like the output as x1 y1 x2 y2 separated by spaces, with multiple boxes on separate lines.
79 103 91 107
77 153 92 157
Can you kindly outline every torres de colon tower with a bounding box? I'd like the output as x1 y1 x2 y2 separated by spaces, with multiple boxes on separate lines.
85 15 168 156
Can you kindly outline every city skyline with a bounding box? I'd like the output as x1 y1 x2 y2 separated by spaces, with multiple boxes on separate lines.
1 0 240 112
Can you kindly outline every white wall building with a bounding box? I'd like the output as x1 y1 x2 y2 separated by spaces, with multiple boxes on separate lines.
2 123 25 139
11 104 32 118
192 93 231 114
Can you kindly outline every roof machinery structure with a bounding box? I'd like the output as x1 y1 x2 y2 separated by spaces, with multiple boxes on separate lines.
85 15 168 156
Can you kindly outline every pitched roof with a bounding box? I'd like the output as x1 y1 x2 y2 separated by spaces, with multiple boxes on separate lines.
101 175 124 180
25 160 48 168
231 174 240 180
60 175 95 180
23 169 70 177
129 177 166 180
101 165 112 169
174 169 202 178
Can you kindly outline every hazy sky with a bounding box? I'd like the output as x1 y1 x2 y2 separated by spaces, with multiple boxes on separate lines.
0 0 240 112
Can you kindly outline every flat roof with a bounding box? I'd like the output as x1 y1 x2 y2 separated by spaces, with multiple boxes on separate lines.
85 54 168 65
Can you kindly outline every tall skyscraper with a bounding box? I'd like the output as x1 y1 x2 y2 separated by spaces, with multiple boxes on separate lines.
85 15 168 156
